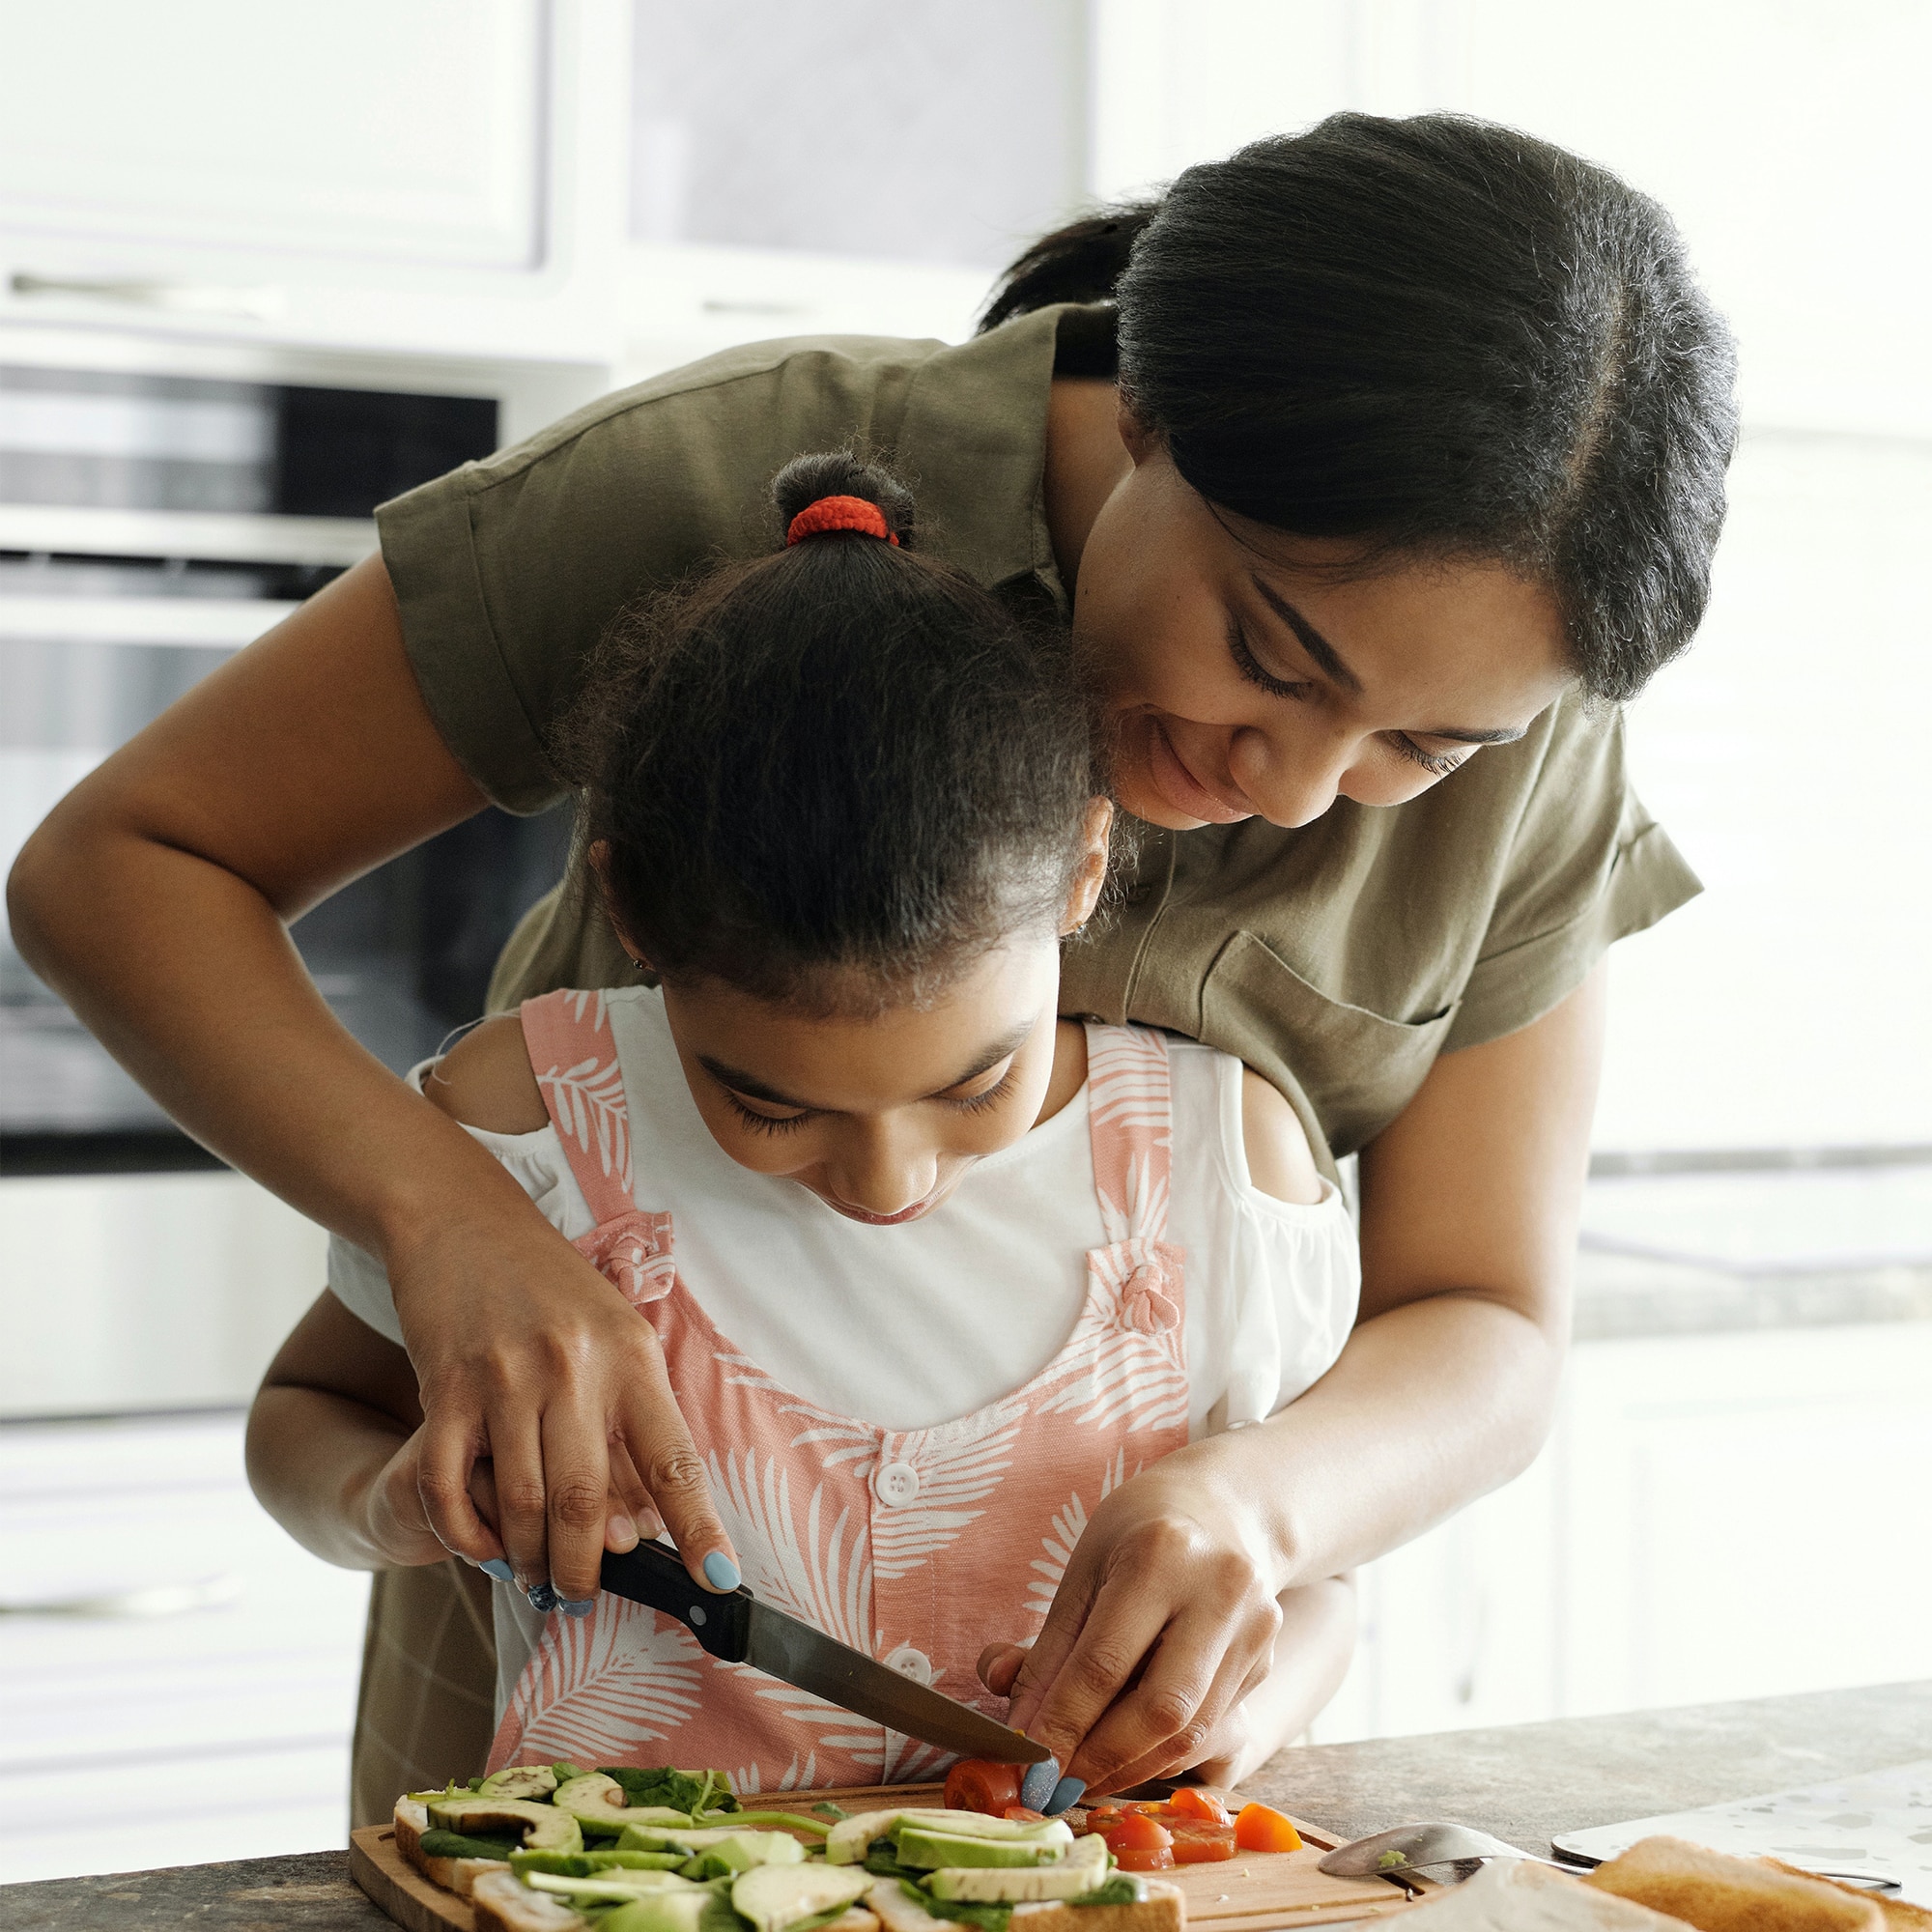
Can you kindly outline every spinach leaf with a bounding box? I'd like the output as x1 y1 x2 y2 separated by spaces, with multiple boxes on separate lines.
899 1884 1012 1932
417 1829 517 1861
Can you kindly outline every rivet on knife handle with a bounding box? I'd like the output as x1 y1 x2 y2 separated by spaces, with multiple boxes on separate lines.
601 1542 753 1662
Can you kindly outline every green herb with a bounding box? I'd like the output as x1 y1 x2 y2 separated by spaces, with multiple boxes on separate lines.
1377 1850 1407 1871
900 1883 1012 1931
681 1853 738 1883
417 1829 518 1861
865 1850 924 1881
554 1763 589 1782
467 1776 488 1792
601 1767 740 1816
513 1850 692 1877
812 1803 847 1821
1070 1878 1145 1907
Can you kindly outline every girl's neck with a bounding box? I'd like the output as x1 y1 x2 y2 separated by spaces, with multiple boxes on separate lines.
1043 379 1131 595
1036 1015 1091 1128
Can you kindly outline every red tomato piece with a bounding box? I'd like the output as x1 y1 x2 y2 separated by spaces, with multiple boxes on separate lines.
1105 1812 1175 1854
1112 1846 1178 1872
944 1760 1023 1816
1170 1824 1238 1863
1003 1805 1046 1824
1167 1787 1234 1826
1233 1803 1304 1854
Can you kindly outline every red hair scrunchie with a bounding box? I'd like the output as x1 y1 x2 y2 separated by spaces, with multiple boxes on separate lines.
784 495 900 546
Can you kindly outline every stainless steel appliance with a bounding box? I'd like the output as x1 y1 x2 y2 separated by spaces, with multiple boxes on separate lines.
0 335 596 1174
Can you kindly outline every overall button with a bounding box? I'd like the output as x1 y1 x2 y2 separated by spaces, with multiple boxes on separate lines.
884 1644 933 1685
874 1461 921 1507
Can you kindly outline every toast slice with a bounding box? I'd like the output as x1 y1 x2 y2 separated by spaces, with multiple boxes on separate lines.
1384 1858 1694 1926
1584 1835 1885 1931
868 1872 1183 1932
469 1870 881 1932
393 1794 516 1898
1765 1861 1932 1930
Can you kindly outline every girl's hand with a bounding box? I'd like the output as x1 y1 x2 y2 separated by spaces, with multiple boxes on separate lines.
977 1437 1287 1794
387 1204 736 1608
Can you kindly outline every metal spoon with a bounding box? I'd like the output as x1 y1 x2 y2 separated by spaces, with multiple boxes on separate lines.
1319 1822 1569 1883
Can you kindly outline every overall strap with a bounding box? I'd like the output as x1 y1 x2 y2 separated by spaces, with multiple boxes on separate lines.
521 989 635 1224
1084 1022 1176 1242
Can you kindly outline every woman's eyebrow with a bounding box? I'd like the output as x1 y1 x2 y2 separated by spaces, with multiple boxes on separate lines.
1249 575 1362 692
1250 572 1530 745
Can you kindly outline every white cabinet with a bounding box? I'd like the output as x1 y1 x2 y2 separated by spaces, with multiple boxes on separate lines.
1313 1321 1932 1743
0 1411 370 1882
2 0 547 272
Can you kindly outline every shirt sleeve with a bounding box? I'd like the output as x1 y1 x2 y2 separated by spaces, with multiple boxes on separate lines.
324 1060 597 1344
1442 701 1703 1053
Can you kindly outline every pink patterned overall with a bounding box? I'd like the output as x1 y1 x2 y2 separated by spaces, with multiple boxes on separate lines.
488 990 1192 1793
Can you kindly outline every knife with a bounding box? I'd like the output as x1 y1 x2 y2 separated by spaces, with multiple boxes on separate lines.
601 1541 1049 1766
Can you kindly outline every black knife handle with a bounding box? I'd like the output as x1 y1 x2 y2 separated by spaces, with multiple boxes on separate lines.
600 1541 754 1662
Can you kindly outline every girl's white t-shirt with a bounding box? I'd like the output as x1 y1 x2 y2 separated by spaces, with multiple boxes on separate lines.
331 987 1360 1443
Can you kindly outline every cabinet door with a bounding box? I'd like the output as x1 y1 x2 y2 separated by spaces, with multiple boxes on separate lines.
0 0 546 270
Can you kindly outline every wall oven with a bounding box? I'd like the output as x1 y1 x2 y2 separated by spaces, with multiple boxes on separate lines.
0 330 598 1174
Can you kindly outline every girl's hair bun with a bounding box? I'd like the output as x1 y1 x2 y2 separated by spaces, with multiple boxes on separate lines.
771 449 916 547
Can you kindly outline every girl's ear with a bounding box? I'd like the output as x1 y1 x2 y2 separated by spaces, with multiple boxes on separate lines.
1060 797 1116 936
587 838 654 973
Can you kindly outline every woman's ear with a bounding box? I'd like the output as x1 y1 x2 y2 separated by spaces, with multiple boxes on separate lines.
1117 398 1159 466
1060 797 1116 936
586 839 653 973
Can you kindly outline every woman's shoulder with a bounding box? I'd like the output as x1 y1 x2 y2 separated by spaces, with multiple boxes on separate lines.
422 1014 548 1135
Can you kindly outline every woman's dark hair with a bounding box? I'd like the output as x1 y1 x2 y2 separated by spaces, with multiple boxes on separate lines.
982 113 1738 701
553 451 1098 1011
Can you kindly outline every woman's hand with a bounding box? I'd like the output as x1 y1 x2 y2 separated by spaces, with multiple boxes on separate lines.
386 1202 737 1608
978 1436 1287 1794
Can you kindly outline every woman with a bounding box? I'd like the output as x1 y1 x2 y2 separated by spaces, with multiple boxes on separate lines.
9 114 1735 1811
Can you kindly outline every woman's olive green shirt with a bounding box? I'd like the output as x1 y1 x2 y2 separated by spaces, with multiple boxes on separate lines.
377 306 1698 1175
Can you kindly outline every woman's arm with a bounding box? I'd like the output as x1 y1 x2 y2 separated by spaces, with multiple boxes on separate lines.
7 556 735 1604
1005 963 1606 1790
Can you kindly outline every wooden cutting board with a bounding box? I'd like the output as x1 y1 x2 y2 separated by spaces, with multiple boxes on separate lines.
349 1783 1433 1931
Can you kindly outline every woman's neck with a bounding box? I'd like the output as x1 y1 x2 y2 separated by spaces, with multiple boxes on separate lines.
1043 379 1132 595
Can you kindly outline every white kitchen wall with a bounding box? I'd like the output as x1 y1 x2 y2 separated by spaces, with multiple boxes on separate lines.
1088 0 1932 1155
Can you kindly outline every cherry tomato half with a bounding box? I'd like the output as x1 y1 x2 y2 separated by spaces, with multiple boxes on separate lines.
944 1760 1022 1815
1112 1846 1178 1872
1104 1812 1174 1854
1167 1787 1233 1826
1170 1823 1238 1863
1004 1806 1046 1824
1233 1803 1303 1855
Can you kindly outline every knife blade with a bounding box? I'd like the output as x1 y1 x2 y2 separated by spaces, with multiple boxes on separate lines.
601 1541 1048 1766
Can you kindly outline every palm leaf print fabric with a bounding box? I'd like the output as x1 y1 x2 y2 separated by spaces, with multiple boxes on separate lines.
487 997 1193 1785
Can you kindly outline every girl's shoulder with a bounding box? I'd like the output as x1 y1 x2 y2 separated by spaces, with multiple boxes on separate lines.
422 1013 548 1134
1163 1037 1326 1208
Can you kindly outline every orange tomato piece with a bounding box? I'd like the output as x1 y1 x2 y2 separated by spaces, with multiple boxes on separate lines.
1003 1805 1046 1824
1112 1845 1177 1871
1233 1803 1303 1854
944 1760 1023 1815
1167 1787 1234 1826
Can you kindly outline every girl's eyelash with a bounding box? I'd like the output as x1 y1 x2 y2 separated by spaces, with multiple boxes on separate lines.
952 1067 1018 1116
1388 732 1467 777
724 1094 811 1136
1227 617 1309 700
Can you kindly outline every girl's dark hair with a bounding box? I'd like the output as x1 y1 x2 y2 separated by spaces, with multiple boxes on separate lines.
982 114 1738 701
554 451 1097 1010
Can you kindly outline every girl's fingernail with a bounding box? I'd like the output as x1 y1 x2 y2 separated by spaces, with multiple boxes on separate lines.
526 1580 560 1613
479 1558 515 1582
702 1551 741 1591
608 1513 639 1551
560 1597 597 1618
1019 1758 1062 1811
1045 1776 1086 1816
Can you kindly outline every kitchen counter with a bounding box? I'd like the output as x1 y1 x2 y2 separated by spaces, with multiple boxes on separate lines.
6 1680 1927 1929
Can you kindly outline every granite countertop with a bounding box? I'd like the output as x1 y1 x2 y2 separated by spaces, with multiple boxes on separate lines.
7 1680 1928 1930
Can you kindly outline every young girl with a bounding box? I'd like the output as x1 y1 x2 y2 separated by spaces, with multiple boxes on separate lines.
246 452 1359 1794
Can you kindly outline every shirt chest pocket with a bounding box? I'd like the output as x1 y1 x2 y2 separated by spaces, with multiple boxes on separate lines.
1200 932 1462 1162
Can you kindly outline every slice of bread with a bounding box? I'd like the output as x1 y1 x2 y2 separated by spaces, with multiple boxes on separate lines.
1584 1835 1885 1931
393 1794 514 1898
1380 1859 1693 1927
471 1866 597 1932
868 1873 1182 1932
1765 1861 1932 1930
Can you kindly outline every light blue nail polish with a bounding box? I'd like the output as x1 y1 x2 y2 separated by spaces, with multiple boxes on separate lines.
479 1558 514 1582
526 1580 560 1613
1044 1776 1085 1816
560 1597 597 1618
702 1551 741 1592
1019 1758 1062 1812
